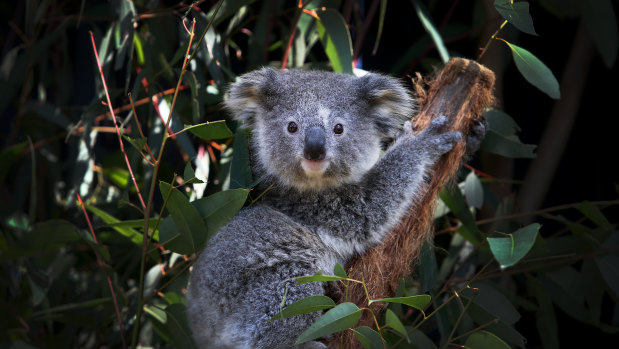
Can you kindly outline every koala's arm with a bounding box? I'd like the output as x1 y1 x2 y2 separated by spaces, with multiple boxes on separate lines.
324 116 460 256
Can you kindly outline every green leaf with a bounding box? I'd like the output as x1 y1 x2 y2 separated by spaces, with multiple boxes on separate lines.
184 120 234 140
270 296 336 321
463 299 527 347
384 309 409 342
418 241 438 292
369 295 431 311
145 304 167 323
295 271 348 284
439 187 484 244
411 0 449 63
229 127 253 189
581 0 618 68
488 223 540 269
316 9 353 74
462 282 521 326
192 188 249 237
351 326 384 349
183 162 204 185
503 41 560 99
527 276 559 349
295 302 362 344
371 0 388 54
162 303 198 349
159 181 208 254
86 204 145 245
464 330 510 349
31 298 111 318
334 263 347 278
122 135 148 153
103 167 130 188
464 171 483 209
494 0 537 36
577 201 613 231
481 110 537 158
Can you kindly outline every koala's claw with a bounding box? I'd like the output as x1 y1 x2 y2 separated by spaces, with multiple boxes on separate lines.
403 120 414 135
434 131 462 155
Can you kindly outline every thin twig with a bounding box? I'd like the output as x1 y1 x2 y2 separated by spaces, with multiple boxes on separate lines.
76 194 127 349
89 31 147 210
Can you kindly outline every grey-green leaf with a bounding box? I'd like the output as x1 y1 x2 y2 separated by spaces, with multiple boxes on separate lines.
270 296 336 321
494 0 537 36
464 330 511 349
159 181 208 254
384 309 410 342
192 188 249 237
411 0 449 63
351 326 384 349
504 41 560 99
464 171 483 209
488 223 540 269
295 302 362 344
184 120 234 140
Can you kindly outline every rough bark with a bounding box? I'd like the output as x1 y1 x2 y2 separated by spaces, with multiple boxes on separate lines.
328 57 495 348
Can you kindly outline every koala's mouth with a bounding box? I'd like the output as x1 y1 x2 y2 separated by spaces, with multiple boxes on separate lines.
300 158 329 176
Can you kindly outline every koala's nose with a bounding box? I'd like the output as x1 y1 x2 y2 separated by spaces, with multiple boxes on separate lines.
303 126 326 161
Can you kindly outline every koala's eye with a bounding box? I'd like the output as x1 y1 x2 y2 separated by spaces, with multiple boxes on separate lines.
333 123 344 134
287 122 298 133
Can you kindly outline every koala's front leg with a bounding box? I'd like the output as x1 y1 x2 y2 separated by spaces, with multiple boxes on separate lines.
359 116 461 244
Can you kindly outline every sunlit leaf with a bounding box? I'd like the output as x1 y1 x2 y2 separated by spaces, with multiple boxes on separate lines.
270 296 336 321
295 271 348 284
488 223 540 269
503 41 560 99
494 0 537 35
86 204 145 245
369 295 431 311
295 302 362 344
334 263 347 278
316 9 353 74
411 0 449 63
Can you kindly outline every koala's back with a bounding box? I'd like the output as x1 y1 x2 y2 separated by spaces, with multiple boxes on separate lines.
187 206 332 348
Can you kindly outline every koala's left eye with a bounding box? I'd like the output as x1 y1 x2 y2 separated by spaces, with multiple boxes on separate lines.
333 123 344 134
287 122 298 133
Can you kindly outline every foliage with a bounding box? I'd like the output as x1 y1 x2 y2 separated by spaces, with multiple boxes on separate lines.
1 0 618 348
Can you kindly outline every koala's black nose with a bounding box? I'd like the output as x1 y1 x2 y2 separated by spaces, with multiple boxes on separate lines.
304 126 326 161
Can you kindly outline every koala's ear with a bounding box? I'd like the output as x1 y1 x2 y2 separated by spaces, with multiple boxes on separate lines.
224 67 280 127
355 73 415 138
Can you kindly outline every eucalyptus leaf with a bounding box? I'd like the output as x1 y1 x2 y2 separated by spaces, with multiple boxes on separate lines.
192 188 249 237
316 9 353 74
439 187 484 244
351 326 384 349
464 330 510 349
369 295 431 311
384 309 409 342
464 171 483 209
295 302 362 344
162 303 198 349
184 120 234 140
487 223 540 269
503 41 560 99
581 0 618 68
494 0 537 35
411 0 449 63
270 296 336 321
159 181 208 255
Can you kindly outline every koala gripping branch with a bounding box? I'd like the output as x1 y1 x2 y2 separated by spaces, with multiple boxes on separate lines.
333 58 495 348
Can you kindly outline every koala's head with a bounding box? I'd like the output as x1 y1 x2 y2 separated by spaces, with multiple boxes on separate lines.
225 68 414 192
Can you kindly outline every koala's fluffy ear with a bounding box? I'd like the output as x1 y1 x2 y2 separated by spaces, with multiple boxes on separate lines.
224 67 280 127
356 73 415 138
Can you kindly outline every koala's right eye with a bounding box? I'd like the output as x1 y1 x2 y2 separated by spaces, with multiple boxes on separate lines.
287 122 298 133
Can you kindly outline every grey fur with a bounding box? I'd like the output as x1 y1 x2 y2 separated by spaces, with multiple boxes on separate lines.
187 68 461 348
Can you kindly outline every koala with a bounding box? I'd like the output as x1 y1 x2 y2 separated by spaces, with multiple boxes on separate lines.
187 68 462 349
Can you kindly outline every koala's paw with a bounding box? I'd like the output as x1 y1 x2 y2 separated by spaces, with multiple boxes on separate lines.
430 131 462 156
465 117 488 155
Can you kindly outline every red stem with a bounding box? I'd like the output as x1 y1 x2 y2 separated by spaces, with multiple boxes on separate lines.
76 194 127 349
89 31 147 210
